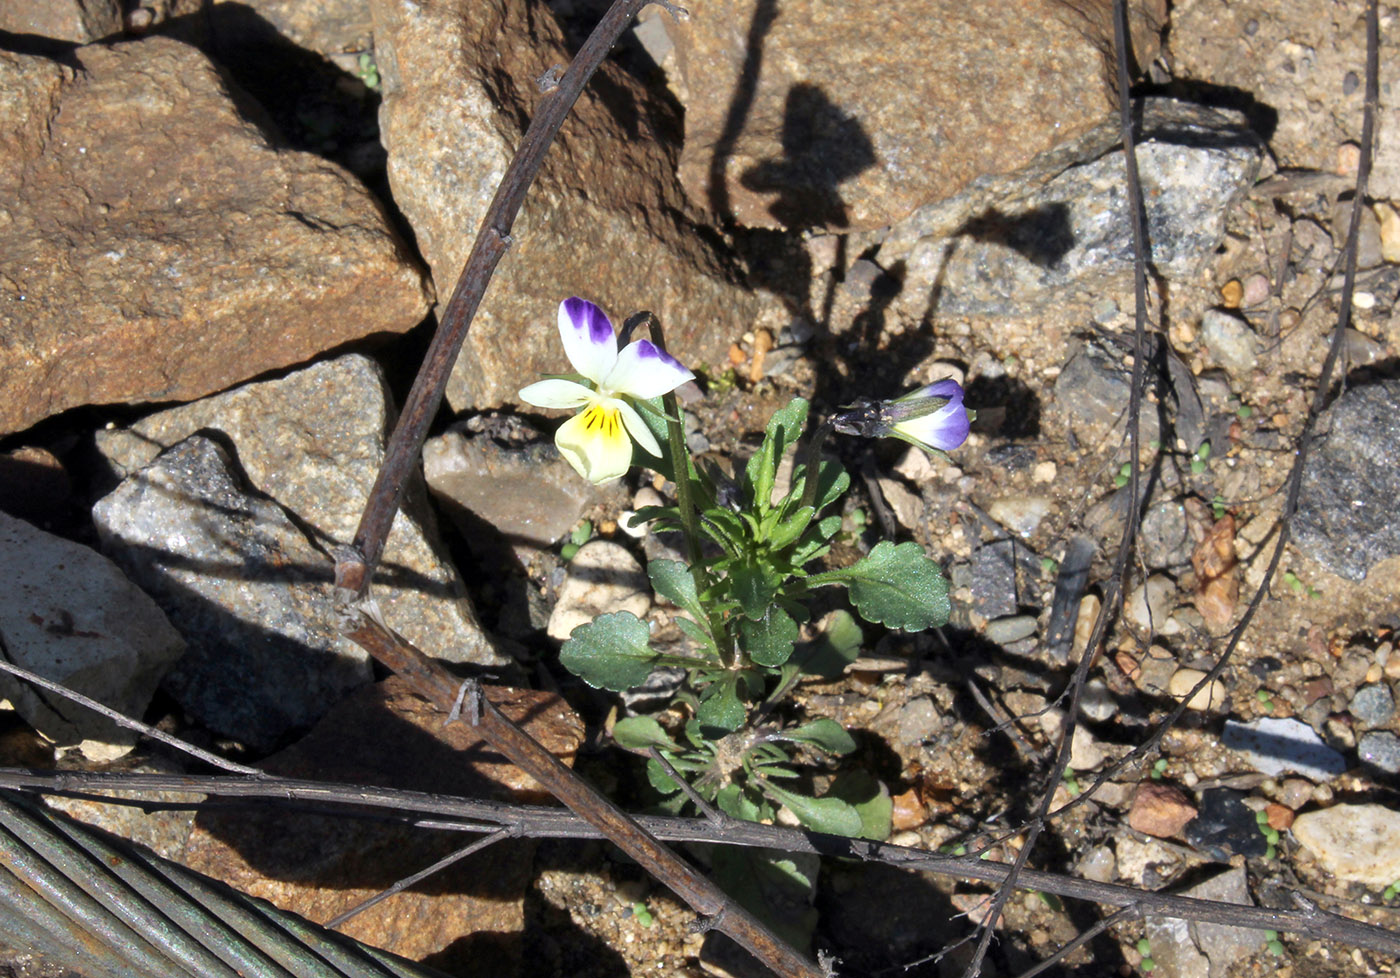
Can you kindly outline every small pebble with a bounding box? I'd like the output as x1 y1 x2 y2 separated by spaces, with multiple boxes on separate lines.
1375 201 1400 264
1168 668 1227 711
1032 460 1057 483
1241 273 1272 306
1279 778 1314 811
1220 279 1244 308
1359 731 1400 774
986 494 1051 538
1079 845 1116 883
1126 576 1177 634
1073 594 1101 658
1080 678 1116 723
985 615 1038 645
1352 291 1376 310
1336 142 1362 175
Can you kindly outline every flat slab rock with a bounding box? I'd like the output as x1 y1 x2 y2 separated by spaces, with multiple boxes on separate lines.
0 35 431 435
669 0 1165 232
370 0 766 412
96 353 502 672
0 512 184 758
183 678 584 973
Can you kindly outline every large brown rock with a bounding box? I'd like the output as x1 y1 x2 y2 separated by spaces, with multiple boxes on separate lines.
0 0 120 43
371 0 767 412
0 36 432 436
669 0 1165 232
183 678 585 976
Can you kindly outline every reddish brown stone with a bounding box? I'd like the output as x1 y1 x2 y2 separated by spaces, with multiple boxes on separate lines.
0 37 431 435
890 788 928 832
183 678 583 973
1128 782 1197 839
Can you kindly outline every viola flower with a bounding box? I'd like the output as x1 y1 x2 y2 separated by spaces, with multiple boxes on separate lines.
832 379 972 456
519 297 694 483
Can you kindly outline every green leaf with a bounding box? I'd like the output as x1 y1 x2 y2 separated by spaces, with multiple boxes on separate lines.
789 514 843 565
790 457 849 513
812 540 951 631
766 505 815 551
646 756 683 795
780 718 856 755
745 398 809 513
612 715 679 752
761 780 864 836
673 614 718 655
648 559 706 622
793 610 863 679
715 783 768 822
739 605 800 667
827 769 892 840
731 558 782 619
696 677 746 734
558 612 658 691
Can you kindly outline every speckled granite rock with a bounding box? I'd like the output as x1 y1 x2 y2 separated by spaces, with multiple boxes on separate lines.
0 0 120 42
0 36 431 435
93 436 373 752
95 354 502 671
370 0 764 412
1294 380 1400 581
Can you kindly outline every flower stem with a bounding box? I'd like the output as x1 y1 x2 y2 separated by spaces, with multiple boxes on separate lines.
798 419 837 515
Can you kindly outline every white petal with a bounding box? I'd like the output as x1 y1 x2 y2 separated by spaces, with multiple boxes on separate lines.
554 402 635 483
558 297 617 385
519 378 593 410
604 339 694 400
616 398 662 458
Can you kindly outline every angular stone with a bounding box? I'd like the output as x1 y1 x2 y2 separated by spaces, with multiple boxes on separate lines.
423 425 593 550
1222 717 1347 782
370 0 764 412
669 0 1165 232
0 37 431 435
1145 868 1256 978
880 99 1263 320
1292 804 1400 886
0 0 120 43
95 354 500 671
547 541 650 641
1128 782 1197 838
0 513 184 757
92 436 373 752
184 677 583 972
1294 380 1400 581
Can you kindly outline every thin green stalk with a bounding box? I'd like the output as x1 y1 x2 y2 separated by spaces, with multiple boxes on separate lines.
797 419 837 515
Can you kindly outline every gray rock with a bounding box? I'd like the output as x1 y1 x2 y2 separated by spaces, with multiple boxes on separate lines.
668 0 1164 232
1221 717 1347 782
1140 499 1195 570
423 426 594 551
370 0 765 412
0 37 431 436
880 100 1263 320
0 513 184 758
984 615 1038 645
986 494 1051 538
1125 575 1176 633
95 354 500 669
1052 336 1161 447
1294 380 1400 581
547 541 650 642
1080 679 1117 723
1358 731 1400 775
93 437 373 752
968 540 1018 620
1349 684 1396 728
1145 868 1256 978
1199 309 1261 377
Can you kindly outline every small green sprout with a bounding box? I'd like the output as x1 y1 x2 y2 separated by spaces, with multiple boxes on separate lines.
1383 881 1400 902
1236 404 1254 420
1282 571 1322 599
1061 768 1081 796
356 52 380 92
1254 810 1279 858
1264 930 1284 956
1150 758 1168 780
1190 441 1211 475
1114 462 1132 488
631 901 654 927
1211 494 1227 521
1040 556 1059 576
1137 937 1155 972
560 519 593 562
1256 689 1275 712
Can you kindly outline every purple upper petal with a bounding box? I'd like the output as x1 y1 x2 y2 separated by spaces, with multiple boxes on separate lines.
606 338 695 399
557 297 617 384
894 379 969 451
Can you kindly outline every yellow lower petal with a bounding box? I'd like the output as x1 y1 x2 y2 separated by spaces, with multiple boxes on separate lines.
556 402 634 483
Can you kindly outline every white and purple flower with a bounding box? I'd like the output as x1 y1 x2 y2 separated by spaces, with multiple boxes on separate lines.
519 297 694 483
832 378 972 456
